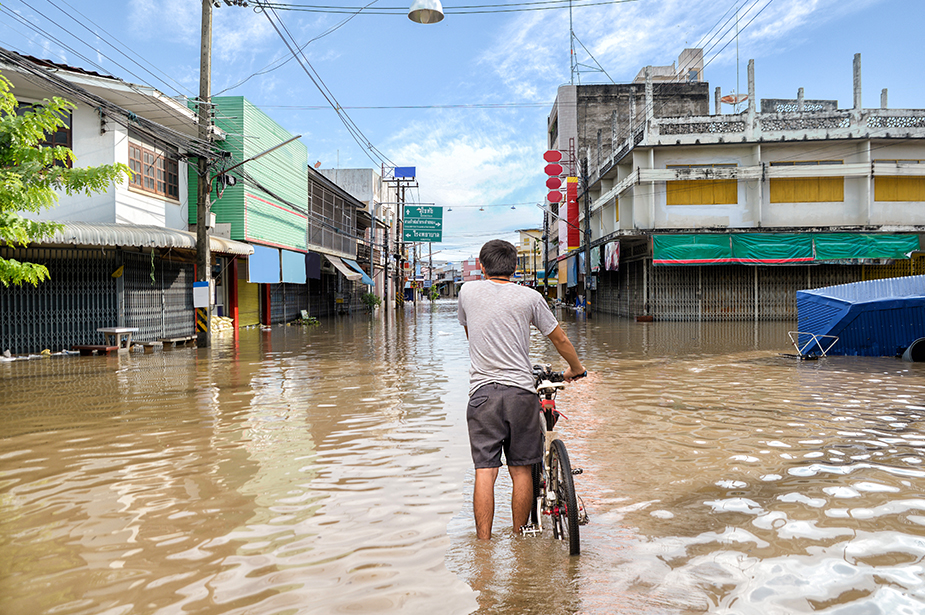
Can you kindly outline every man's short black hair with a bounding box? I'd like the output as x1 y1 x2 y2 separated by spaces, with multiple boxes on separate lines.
479 239 517 277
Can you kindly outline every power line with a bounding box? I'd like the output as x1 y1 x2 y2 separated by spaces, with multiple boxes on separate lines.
0 3 197 132
0 47 216 159
256 102 553 109
214 0 378 95
260 0 639 14
253 0 393 167
48 0 194 97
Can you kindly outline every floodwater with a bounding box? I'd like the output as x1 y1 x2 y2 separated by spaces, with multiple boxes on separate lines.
2 302 924 615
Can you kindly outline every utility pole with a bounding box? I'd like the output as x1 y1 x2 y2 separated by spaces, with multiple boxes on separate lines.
581 156 592 317
542 211 549 296
196 0 213 347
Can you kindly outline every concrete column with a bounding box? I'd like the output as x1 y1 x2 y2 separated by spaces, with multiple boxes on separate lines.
630 89 637 137
715 86 722 115
797 88 804 112
747 59 756 137
881 88 888 109
853 53 862 110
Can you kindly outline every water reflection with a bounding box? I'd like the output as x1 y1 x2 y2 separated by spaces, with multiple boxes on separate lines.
2 306 925 614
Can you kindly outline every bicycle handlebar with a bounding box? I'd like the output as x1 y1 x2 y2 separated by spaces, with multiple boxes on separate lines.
532 364 587 387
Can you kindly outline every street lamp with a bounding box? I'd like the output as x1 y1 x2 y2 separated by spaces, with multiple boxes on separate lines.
408 0 444 23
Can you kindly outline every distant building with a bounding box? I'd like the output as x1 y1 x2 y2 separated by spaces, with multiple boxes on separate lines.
545 51 924 320
516 229 543 286
317 168 396 303
461 258 482 282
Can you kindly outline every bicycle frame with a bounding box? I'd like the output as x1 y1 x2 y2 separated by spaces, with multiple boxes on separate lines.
523 365 584 555
534 379 565 532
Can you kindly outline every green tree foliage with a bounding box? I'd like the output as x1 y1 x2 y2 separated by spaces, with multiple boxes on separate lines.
0 73 129 286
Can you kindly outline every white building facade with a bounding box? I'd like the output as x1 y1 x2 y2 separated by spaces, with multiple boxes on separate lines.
550 53 925 320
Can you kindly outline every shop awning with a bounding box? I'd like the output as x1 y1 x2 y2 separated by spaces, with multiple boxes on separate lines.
343 259 374 286
30 221 254 255
325 255 362 281
249 244 280 283
306 252 321 280
281 249 306 283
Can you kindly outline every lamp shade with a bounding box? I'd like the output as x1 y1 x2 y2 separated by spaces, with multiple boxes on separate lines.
408 0 444 23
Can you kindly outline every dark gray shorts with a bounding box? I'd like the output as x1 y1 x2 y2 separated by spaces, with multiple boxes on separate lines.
467 383 542 469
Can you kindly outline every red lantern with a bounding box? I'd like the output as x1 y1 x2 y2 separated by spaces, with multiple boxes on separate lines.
547 191 563 203
543 150 562 162
546 177 562 190
544 163 563 176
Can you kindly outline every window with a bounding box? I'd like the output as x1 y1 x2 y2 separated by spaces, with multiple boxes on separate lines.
129 140 179 200
874 160 925 202
769 160 844 203
666 164 737 205
15 103 72 167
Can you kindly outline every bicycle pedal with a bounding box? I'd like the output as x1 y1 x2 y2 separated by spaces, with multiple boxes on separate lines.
520 524 541 537
572 468 583 475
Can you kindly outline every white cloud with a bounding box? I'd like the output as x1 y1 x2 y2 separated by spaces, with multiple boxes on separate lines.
213 9 276 62
383 110 547 260
128 0 199 43
479 0 885 91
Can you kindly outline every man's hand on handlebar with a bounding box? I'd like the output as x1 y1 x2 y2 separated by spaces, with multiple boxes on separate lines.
563 366 587 382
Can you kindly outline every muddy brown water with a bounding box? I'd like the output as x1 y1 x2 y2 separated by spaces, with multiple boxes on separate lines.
2 301 924 614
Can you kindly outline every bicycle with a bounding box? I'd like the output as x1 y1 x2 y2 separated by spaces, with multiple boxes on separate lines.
521 364 588 555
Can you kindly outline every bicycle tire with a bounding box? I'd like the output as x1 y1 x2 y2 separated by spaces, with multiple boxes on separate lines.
550 438 580 555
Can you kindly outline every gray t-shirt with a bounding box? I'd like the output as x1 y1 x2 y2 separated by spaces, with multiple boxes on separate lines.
457 280 560 395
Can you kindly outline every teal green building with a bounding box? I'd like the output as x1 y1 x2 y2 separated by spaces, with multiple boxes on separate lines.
188 97 308 251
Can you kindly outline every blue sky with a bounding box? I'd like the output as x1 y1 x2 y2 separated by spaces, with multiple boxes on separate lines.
0 0 919 261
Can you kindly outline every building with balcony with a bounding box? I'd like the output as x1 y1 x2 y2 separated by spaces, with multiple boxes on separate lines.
545 52 924 321
195 98 373 325
516 229 543 287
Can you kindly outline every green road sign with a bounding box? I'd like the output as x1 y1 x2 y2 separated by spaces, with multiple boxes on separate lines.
404 205 442 220
403 228 442 242
403 206 443 242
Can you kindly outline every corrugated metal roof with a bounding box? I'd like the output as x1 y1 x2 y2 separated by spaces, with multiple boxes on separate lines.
32 222 254 255
800 274 925 302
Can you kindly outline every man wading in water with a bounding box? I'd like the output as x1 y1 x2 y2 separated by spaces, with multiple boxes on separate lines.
457 239 586 539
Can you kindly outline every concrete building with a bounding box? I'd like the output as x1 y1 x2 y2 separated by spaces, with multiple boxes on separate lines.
195 98 376 324
461 258 482 282
546 52 925 320
0 48 254 354
545 49 709 300
1 50 379 355
515 229 543 286
318 168 396 305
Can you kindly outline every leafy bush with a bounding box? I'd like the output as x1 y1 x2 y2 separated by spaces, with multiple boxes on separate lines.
361 292 382 309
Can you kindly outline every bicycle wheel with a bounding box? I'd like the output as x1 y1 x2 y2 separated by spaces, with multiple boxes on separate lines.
530 460 543 526
549 438 580 555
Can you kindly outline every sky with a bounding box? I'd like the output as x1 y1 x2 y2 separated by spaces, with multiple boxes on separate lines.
0 0 921 262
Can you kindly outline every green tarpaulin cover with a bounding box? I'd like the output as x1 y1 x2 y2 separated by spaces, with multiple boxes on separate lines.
652 235 733 264
814 233 919 260
731 233 814 264
654 233 919 265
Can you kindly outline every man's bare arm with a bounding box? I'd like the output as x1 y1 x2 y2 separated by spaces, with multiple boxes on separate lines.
546 325 585 380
